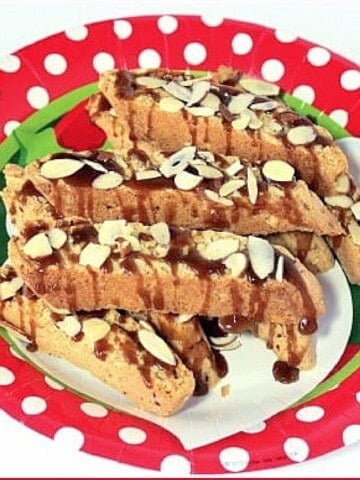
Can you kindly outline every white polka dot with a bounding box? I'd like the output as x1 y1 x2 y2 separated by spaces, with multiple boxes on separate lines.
261 59 285 82
113 20 133 40
329 109 349 127
26 86 49 109
157 15 178 34
160 455 191 474
284 437 310 462
292 85 315 104
275 29 298 43
340 69 360 91
44 53 67 75
343 424 360 446
21 396 47 415
232 33 253 55
296 406 325 422
356 391 360 403
183 42 207 66
3 120 20 137
54 427 84 450
44 376 64 390
118 426 147 445
241 421 266 433
65 26 88 41
138 49 161 69
219 447 250 472
201 15 224 27
80 402 108 418
0 366 15 386
93 52 115 73
0 54 21 73
307 47 331 67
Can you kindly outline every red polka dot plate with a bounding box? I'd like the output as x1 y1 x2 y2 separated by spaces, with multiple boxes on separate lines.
0 15 359 474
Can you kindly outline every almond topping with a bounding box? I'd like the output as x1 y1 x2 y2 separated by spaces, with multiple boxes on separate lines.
187 80 211 106
195 164 223 179
336 174 351 194
196 150 215 163
150 222 170 245
23 232 53 259
351 202 360 221
210 333 237 347
136 76 167 88
79 243 111 269
203 238 239 261
225 160 244 177
83 159 108 173
163 81 191 102
135 169 162 181
0 277 24 300
204 189 234 206
231 109 251 130
186 106 216 117
92 171 123 190
159 146 195 178
228 93 255 114
98 219 126 246
56 315 82 338
48 228 67 250
174 170 203 191
212 336 241 351
247 167 258 204
223 252 247 277
275 255 284 282
138 329 176 366
324 195 353 208
200 92 220 110
159 97 184 113
40 159 84 179
262 160 295 182
176 313 194 324
219 179 245 197
250 100 279 111
179 73 213 87
248 111 263 129
349 221 360 246
82 318 111 343
248 236 275 279
138 319 155 332
287 126 316 146
239 78 280 96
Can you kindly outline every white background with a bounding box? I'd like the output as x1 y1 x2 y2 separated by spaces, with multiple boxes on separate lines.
0 0 359 477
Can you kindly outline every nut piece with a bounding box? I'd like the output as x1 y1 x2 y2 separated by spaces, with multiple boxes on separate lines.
23 232 53 259
92 172 124 190
150 222 170 245
262 160 295 182
239 78 280 96
56 315 82 338
82 318 111 343
248 111 263 129
98 219 126 245
225 160 243 177
186 106 216 117
195 164 223 179
324 195 353 208
287 126 316 146
159 146 195 178
135 169 162 181
211 336 241 351
231 109 251 130
83 159 108 173
201 92 220 110
351 201 360 221
138 319 155 332
250 100 279 111
79 243 111 269
40 159 84 179
247 167 258 205
204 189 234 206
159 97 184 113
275 255 284 282
228 93 255 114
136 76 167 88
174 170 203 191
336 174 351 194
176 313 194 324
248 236 275 280
0 277 24 300
48 228 67 250
219 179 245 197
138 329 176 366
187 80 211 106
203 238 239 261
348 221 360 246
163 81 191 102
223 252 247 277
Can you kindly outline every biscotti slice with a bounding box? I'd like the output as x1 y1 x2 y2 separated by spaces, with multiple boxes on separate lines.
0 266 195 416
3 149 343 237
89 67 348 197
9 220 325 323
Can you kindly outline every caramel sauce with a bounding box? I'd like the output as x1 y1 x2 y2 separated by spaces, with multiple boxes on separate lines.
272 360 299 384
23 221 50 240
94 337 112 360
295 233 313 264
298 317 318 335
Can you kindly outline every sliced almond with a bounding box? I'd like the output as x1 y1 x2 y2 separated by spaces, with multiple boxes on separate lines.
349 221 360 246
48 228 67 250
223 252 247 277
23 232 53 259
231 109 251 130
210 333 237 347
247 167 258 205
92 171 123 190
204 189 234 206
250 100 279 111
40 159 84 180
79 243 111 269
203 238 239 261
275 255 284 282
196 151 215 164
138 319 155 332
262 160 295 182
159 97 184 113
159 146 195 178
122 234 141 252
135 169 162 181
228 93 255 114
136 76 167 88
163 81 191 102
82 318 111 343
174 170 203 191
324 195 353 208
287 126 316 146
351 202 360 220
150 222 170 245
225 160 244 177
83 159 108 173
262 118 283 136
179 74 213 87
56 315 82 338
239 78 280 96
187 80 211 106
200 92 220 110
212 336 241 351
98 219 126 246
186 106 216 117
248 236 275 280
138 329 176 366
195 164 223 179
0 277 24 300
219 179 245 197
336 174 351 194
248 111 263 130
176 313 194 324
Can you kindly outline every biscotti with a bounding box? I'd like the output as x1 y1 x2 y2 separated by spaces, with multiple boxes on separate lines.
2 149 343 237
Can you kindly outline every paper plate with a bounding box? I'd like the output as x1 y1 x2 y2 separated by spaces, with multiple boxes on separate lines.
0 15 359 474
